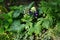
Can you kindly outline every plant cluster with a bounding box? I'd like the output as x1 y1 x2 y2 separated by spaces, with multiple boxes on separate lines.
0 0 60 40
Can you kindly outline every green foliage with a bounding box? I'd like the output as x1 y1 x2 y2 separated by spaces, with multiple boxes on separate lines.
0 27 4 34
0 0 4 2
34 21 42 35
13 10 20 18
0 0 60 40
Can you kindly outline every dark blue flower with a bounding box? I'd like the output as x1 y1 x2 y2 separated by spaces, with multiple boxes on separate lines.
34 11 38 17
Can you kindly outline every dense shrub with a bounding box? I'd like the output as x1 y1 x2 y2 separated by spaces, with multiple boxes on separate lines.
0 0 60 40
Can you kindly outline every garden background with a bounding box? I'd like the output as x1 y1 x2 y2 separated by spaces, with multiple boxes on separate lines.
0 0 60 40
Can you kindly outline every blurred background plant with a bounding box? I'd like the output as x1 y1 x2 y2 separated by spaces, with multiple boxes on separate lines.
0 0 60 40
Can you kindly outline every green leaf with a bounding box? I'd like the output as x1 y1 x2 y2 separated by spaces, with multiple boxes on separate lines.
0 28 4 34
7 18 13 24
4 24 9 29
0 13 10 19
34 21 42 35
26 22 33 27
34 26 41 35
13 10 20 18
54 22 60 36
28 27 34 35
25 22 32 30
3 20 9 29
9 20 25 32
28 1 34 9
0 0 4 2
42 19 50 29
8 11 14 18
10 6 19 10
21 14 32 22
10 5 24 13
19 5 25 13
